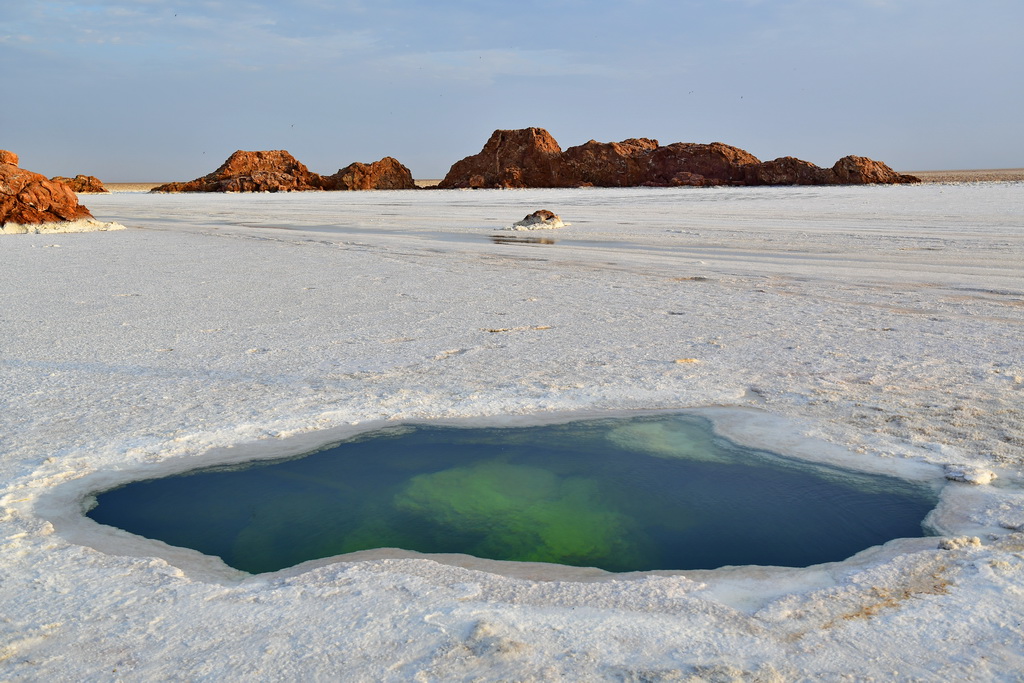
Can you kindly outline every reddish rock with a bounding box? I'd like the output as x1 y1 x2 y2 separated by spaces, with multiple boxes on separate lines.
153 150 420 193
152 150 323 193
438 128 917 189
0 150 18 166
438 128 563 189
644 142 761 186
745 156 831 186
52 174 109 193
558 138 660 187
829 155 920 184
666 172 714 187
1 157 94 227
321 157 417 191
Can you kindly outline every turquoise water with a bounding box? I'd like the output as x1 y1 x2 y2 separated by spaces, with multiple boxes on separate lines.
86 414 937 574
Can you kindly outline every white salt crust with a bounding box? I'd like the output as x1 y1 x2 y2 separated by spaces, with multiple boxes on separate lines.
1 218 126 234
2 183 1023 680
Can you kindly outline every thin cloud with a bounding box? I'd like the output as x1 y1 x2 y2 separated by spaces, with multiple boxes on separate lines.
379 48 644 84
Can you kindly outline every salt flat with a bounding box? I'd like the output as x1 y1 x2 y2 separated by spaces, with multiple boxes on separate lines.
2 183 1023 679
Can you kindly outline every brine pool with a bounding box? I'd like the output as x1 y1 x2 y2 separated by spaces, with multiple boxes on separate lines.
86 414 939 575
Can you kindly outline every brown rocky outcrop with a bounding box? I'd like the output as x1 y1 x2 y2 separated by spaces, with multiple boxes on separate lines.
152 150 322 193
153 150 420 192
437 128 563 189
644 142 761 187
52 174 109 193
1 155 94 227
0 150 18 166
438 128 920 189
745 156 832 186
557 138 660 187
829 155 919 184
321 157 416 191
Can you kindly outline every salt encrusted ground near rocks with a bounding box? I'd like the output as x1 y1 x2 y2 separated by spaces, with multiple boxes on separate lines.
2 184 1023 680
1 218 125 234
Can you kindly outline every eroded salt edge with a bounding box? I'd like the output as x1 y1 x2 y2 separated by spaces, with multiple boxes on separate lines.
36 407 952 586
1 218 126 234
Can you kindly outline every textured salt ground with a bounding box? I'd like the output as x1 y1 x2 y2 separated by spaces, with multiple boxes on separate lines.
2 184 1023 680
908 168 1024 183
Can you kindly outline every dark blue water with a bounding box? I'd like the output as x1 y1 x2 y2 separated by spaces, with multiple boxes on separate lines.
86 414 937 574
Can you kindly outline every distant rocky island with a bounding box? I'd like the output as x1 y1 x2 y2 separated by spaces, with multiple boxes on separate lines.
148 128 918 194
437 128 920 189
151 151 416 193
51 174 108 193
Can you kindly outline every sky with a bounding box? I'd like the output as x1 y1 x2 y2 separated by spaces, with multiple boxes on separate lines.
2 0 1022 181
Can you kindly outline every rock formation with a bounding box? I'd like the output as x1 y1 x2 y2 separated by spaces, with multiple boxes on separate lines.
438 128 563 189
321 157 416 191
744 156 831 186
1 151 95 227
558 138 659 187
644 142 762 187
437 128 919 188
152 150 322 193
52 174 109 193
829 155 918 185
153 150 420 193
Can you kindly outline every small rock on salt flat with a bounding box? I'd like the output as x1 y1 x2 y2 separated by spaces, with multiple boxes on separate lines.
508 209 567 230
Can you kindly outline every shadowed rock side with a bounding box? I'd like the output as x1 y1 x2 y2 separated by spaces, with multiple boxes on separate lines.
558 138 660 187
51 175 109 193
152 150 417 193
1 151 94 227
438 128 920 188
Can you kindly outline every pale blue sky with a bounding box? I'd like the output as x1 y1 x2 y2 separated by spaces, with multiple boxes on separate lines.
3 0 1022 180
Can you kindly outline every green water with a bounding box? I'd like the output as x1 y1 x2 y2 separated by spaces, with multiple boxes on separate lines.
87 414 938 574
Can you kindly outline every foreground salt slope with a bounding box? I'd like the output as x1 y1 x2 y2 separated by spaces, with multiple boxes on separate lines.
2 184 1023 679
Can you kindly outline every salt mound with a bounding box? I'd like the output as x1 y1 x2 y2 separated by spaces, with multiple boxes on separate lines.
506 209 567 231
944 464 997 485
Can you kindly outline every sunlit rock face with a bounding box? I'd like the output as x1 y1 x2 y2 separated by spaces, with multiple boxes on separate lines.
151 150 323 193
437 128 919 188
1 153 95 227
151 150 417 193
829 155 919 184
51 175 109 194
438 128 564 189
320 157 417 191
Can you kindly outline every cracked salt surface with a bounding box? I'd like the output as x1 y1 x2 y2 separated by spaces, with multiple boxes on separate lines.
3 184 1024 679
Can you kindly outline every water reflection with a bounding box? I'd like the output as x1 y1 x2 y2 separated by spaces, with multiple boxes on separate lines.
491 234 557 245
